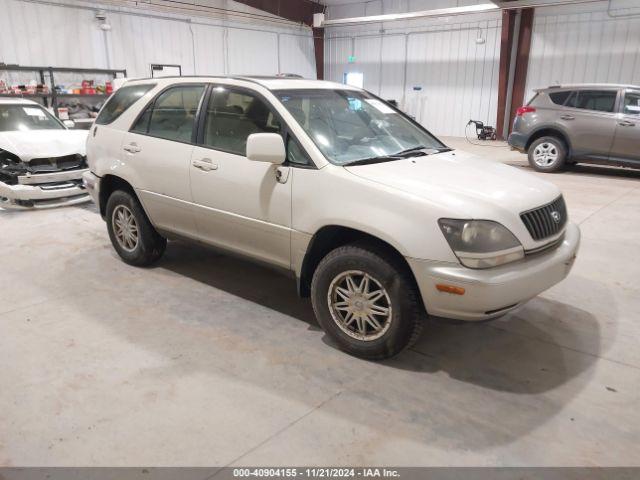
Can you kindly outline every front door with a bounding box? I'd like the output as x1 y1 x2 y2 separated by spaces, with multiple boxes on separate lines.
561 89 619 161
610 90 640 166
122 83 206 237
189 85 292 269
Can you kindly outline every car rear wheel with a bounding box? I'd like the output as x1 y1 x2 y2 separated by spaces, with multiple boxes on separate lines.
528 136 567 172
106 190 166 266
310 243 424 360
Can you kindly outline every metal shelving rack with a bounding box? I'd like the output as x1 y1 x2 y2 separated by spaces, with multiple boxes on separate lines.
0 65 127 119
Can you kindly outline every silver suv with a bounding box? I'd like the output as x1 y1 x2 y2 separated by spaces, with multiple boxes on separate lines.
83 76 580 360
508 84 640 172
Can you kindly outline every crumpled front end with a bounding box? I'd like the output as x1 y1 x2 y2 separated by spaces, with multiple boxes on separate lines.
0 149 90 209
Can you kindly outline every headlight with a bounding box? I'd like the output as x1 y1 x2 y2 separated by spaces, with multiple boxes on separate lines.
438 219 524 269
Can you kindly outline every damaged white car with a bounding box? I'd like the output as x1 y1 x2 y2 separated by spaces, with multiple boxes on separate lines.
0 99 89 209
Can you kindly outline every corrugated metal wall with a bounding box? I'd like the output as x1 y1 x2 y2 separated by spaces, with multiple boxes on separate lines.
325 11 501 137
0 0 316 83
525 1 640 101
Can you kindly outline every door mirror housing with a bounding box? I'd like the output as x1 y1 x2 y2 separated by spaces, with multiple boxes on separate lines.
63 120 76 129
246 133 285 165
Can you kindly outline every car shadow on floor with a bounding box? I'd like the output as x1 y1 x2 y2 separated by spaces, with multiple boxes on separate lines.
158 240 320 329
159 240 603 398
385 297 601 395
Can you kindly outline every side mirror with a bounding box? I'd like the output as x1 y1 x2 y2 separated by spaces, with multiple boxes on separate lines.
246 133 285 165
63 120 75 129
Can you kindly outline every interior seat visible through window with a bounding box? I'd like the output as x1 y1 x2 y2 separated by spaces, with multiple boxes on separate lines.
202 87 282 156
131 84 205 143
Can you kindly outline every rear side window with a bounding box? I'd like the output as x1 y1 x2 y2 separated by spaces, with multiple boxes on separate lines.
145 85 205 143
548 91 572 105
95 84 156 125
623 91 640 116
565 90 617 113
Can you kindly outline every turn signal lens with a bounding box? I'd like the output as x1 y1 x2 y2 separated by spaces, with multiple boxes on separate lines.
436 284 466 295
516 106 536 116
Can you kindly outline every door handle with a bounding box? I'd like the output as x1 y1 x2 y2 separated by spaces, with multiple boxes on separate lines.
192 158 218 171
619 120 636 127
123 143 141 153
560 115 575 121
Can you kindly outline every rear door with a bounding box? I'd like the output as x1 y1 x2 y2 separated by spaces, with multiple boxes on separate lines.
122 83 206 237
561 89 619 161
609 89 640 166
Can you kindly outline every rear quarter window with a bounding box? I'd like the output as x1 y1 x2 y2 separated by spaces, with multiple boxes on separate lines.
95 83 156 125
548 91 572 105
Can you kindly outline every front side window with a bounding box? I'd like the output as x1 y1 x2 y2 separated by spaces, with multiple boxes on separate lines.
95 83 156 125
565 90 617 113
202 87 281 156
287 135 311 166
0 104 63 131
274 89 445 165
143 85 205 143
623 91 640 116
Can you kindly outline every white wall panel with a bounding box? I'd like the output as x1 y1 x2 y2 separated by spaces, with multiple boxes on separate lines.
525 1 640 102
191 23 226 75
0 0 316 84
0 0 106 80
326 13 501 137
226 28 278 75
326 36 353 85
108 13 196 78
354 36 383 93
278 33 316 79
379 35 406 101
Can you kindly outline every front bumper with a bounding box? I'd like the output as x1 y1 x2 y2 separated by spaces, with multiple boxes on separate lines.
0 169 90 210
81 170 101 208
408 222 581 321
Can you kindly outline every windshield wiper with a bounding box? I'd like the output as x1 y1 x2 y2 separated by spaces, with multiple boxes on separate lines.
394 145 429 156
342 146 454 167
395 145 453 156
342 155 404 166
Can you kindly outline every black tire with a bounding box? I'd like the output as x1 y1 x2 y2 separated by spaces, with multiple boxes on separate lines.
310 243 424 360
527 136 567 172
105 189 166 266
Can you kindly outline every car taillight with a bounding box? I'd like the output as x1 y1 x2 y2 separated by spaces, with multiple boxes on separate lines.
516 106 536 116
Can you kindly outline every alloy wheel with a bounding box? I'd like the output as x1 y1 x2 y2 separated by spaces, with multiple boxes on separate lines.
533 142 559 167
112 205 139 252
327 270 393 341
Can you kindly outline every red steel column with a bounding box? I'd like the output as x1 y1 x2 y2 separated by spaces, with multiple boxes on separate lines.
496 9 517 140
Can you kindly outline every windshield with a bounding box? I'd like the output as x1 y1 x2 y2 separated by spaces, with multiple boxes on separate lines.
0 104 64 132
275 89 445 165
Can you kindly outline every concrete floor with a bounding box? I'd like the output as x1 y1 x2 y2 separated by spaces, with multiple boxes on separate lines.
1 138 639 466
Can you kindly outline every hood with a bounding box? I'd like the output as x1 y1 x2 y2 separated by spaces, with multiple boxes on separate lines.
344 149 561 219
0 130 88 162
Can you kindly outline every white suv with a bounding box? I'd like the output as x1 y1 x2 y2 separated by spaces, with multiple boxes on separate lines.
84 76 580 359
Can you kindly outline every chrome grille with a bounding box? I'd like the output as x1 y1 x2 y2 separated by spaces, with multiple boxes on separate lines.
520 196 567 241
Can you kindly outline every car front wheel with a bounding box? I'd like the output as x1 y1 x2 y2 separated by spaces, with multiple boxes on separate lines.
311 243 424 360
528 136 567 172
106 190 166 266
